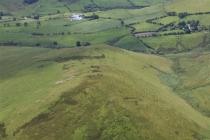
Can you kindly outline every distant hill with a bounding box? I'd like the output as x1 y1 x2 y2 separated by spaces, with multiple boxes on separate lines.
0 0 172 15
24 0 39 4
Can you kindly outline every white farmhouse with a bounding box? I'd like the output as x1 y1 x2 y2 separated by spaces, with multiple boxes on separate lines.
70 14 83 21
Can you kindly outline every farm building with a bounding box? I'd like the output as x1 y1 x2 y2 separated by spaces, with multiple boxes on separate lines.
70 14 83 21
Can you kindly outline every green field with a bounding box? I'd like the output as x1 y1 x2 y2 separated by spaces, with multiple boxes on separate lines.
132 22 161 32
1 0 210 140
142 32 210 53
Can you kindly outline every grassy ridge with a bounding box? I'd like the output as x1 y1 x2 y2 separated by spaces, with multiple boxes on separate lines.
0 45 210 140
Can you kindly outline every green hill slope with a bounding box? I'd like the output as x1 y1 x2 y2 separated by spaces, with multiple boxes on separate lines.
166 0 210 13
0 45 210 140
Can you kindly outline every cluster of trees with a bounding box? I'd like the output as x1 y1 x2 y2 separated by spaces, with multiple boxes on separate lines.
5 15 40 22
178 20 200 33
178 12 189 19
76 41 91 47
0 11 3 20
11 22 28 27
13 20 39 28
193 11 210 15
50 32 66 36
170 11 210 19
31 31 73 37
0 11 10 20
32 32 44 36
0 11 4 16
167 10 210 19
167 12 177 16
51 41 91 48
0 11 10 16
84 13 99 20
161 12 187 18
23 0 38 4
157 20 200 33
3 23 10 27
167 11 194 19
17 15 40 20
33 15 40 20
14 21 39 27
15 23 21 26
84 4 99 12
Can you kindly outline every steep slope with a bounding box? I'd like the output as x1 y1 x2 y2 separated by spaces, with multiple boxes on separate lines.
164 51 210 118
0 45 209 140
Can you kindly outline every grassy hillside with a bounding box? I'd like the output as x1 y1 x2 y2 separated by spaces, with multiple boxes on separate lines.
165 51 210 118
1 0 210 139
166 0 210 13
0 45 210 140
